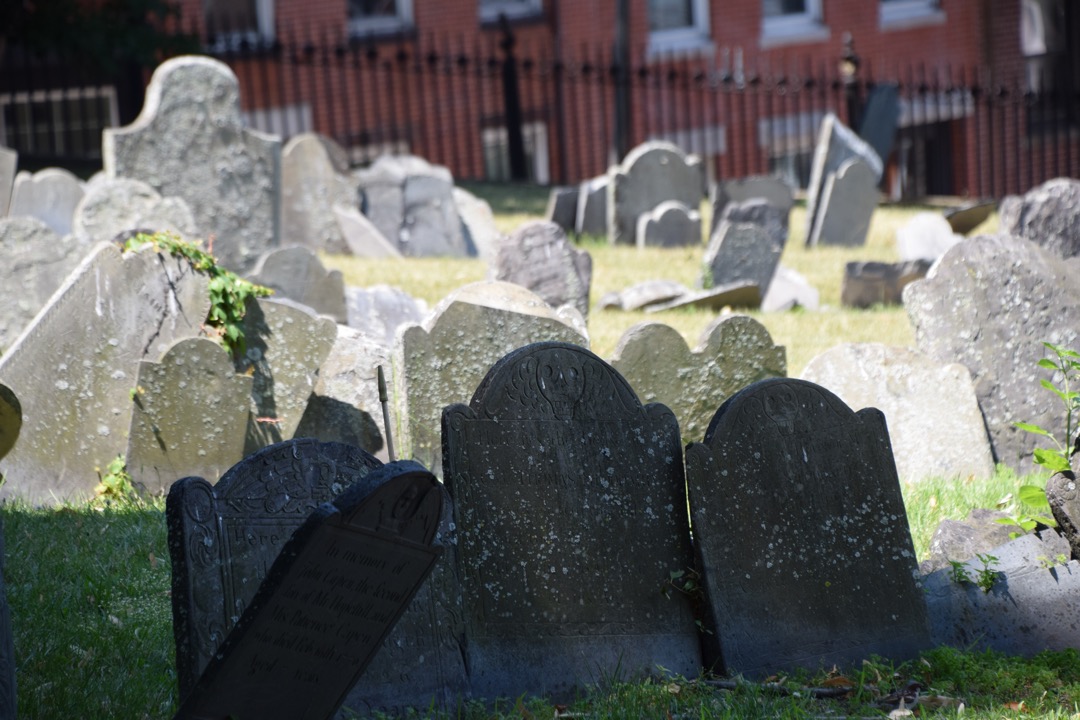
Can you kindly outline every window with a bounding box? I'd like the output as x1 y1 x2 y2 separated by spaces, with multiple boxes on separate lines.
348 0 413 37
761 0 828 47
0 86 118 159
647 0 711 56
203 0 275 48
1021 0 1080 129
482 122 549 184
479 0 542 24
879 0 944 30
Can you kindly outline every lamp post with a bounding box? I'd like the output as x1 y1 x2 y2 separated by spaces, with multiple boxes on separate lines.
839 32 861 129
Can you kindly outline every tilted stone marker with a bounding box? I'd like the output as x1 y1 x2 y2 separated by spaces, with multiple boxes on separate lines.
104 55 281 273
644 282 761 312
0 242 210 504
492 220 593 319
281 133 356 255
610 316 786 444
709 175 793 236
126 337 253 494
841 259 931 308
443 342 701 699
333 204 401 258
998 177 1080 259
8 167 84 237
686 378 931 678
704 199 787 294
0 384 19 463
807 157 879 247
0 147 16 218
804 113 882 246
72 177 198 246
608 141 704 245
454 187 502 263
636 200 701 248
800 343 995 483
246 246 348 324
173 460 444 720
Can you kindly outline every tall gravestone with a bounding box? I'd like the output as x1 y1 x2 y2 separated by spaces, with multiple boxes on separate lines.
703 199 787 294
576 174 608 237
72 177 197 246
685 378 931 678
804 113 882 247
173 460 444 720
394 281 588 477
281 133 356 255
807 158 879 247
608 141 704 246
443 342 701 699
103 55 281 273
610 316 786 445
0 242 210 504
246 246 348 324
492 221 593 319
8 168 84 237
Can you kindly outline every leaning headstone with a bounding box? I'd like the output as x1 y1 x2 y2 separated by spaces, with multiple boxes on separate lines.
0 217 84 353
686 378 932 678
807 157 879 247
645 282 760 312
0 242 210 504
709 176 794 235
0 518 15 719
703 199 787 294
761 265 819 312
857 82 900 164
345 285 427 349
904 234 1080 472
895 211 962 262
610 279 690 312
246 246 348 324
609 141 704 245
454 186 502 262
998 177 1080 259
544 186 578 232
443 342 701 699
0 385 19 463
172 459 443 720
944 201 995 235
800 343 995 483
492 221 592 318
0 147 16 218
576 174 608 237
804 113 883 246
395 281 587 476
8 168 84 237
841 259 931 308
103 55 281 273
126 337 252 494
636 200 701 248
610 316 786 444
281 133 356 255
333 204 401 258
72 177 197 245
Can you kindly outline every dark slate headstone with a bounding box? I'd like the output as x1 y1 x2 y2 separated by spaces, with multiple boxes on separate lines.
544 186 577 232
492 221 593 319
167 439 384 696
840 259 931 308
443 342 700 700
703 199 787 294
0 385 19 463
709 176 794 236
174 460 443 720
685 378 931 679
857 82 900 164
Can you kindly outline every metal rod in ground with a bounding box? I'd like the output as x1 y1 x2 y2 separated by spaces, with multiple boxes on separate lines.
377 365 396 462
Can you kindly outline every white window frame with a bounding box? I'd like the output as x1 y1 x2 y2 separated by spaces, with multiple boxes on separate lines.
761 0 829 48
647 0 712 57
479 0 543 24
879 0 945 30
347 0 414 38
204 0 276 50
481 122 550 185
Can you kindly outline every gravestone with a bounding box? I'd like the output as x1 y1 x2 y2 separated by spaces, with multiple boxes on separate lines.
345 285 427 349
103 55 281 273
246 246 348 324
804 113 883 246
126 337 253 494
0 147 16 218
544 186 577 232
492 221 592 319
608 141 704 245
762 266 819 312
704 199 787 294
800 343 995 483
443 342 701 699
709 176 794 236
998 177 1080 259
72 177 197 246
944 201 995 235
857 82 900 164
610 316 786 444
807 158 879 247
576 174 608 237
333 204 401 258
394 281 588 476
454 186 501 262
238 298 337 454
0 217 84 353
601 279 689 312
904 234 1080 472
0 519 15 720
167 438 385 695
0 242 210 504
281 133 357 255
895 211 961 262
0 385 19 463
635 200 701 248
644 282 760 312
173 459 444 720
685 378 932 678
841 259 931 308
7 168 84 236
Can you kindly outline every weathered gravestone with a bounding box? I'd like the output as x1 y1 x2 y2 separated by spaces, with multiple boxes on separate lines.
608 141 704 246
804 113 883 247
281 133 356 255
762 265 820 312
998 177 1080 259
575 174 608 237
598 279 688 312
685 378 931 678
807 158 879 247
857 82 900 164
841 259 931 308
173 459 444 720
703 199 787 294
904 234 1080 472
0 385 19 463
636 200 701 248
443 342 701 699
610 316 786 444
644 282 761 313
0 242 210 504
709 176 793 236
72 177 197 246
7 168 84 237
544 186 577 232
394 281 588 476
126 337 252 494
0 519 15 720
104 55 281 273
0 217 85 353
345 285 427 349
333 204 401 258
246 246 348 324
920 508 1017 574
800 343 995 483
0 147 16 218
454 187 502 263
492 220 592 319
895 211 961 262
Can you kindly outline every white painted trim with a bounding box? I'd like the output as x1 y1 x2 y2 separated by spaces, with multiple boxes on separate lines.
879 0 945 31
479 0 543 24
347 0 414 38
761 0 829 47
647 0 712 58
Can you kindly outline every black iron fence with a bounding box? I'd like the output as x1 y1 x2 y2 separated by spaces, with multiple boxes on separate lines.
2 23 1078 200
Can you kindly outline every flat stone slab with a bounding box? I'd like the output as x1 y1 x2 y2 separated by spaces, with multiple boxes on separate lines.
645 282 761 312
944 201 995 235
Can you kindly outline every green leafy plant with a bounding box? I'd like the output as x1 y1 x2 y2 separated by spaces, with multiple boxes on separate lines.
93 455 136 504
1015 341 1080 475
948 553 1000 593
122 232 272 358
994 485 1057 538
